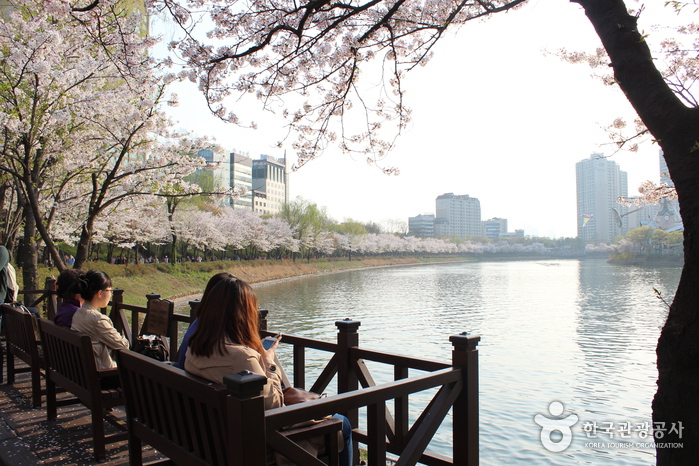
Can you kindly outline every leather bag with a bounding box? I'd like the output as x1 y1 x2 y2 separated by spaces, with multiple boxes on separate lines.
283 386 323 405
134 334 169 362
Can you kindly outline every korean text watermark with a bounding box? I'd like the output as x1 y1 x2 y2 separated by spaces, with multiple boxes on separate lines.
534 402 684 453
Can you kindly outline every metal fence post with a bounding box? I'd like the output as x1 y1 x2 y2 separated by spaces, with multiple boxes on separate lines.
450 331 480 466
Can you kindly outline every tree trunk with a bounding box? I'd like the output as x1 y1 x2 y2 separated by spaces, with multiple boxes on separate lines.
574 0 699 462
73 224 92 269
21 205 38 305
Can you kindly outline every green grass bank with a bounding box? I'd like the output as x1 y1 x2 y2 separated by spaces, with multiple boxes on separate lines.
30 256 470 306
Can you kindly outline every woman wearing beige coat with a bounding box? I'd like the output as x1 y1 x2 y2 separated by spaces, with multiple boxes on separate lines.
71 270 129 370
184 274 284 409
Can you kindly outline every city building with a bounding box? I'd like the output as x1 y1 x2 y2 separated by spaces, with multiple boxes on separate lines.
483 218 507 240
408 214 435 237
500 229 525 240
252 154 289 215
576 153 629 244
434 193 482 239
655 150 683 232
196 149 253 209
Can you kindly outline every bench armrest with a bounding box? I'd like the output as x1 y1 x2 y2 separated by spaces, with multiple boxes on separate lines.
97 369 119 379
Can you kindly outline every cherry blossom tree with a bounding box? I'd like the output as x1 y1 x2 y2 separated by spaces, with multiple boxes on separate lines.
150 0 699 457
0 0 218 289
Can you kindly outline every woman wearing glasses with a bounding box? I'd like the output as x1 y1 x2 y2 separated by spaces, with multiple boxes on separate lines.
71 270 129 370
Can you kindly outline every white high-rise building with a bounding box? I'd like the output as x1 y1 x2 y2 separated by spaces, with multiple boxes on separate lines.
576 154 629 244
252 155 289 215
434 193 482 239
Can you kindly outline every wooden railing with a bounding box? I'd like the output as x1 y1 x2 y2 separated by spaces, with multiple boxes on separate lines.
258 320 480 466
17 282 480 464
17 281 197 363
16 278 59 318
108 289 197 361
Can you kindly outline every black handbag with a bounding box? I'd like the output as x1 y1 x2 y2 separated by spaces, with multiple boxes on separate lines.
134 334 169 362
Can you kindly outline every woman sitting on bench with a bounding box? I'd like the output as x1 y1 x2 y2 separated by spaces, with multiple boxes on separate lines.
184 274 353 466
72 270 129 370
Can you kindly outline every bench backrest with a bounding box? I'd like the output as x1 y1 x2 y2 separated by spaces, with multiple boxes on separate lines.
38 318 102 402
2 304 41 365
140 298 174 336
116 349 233 466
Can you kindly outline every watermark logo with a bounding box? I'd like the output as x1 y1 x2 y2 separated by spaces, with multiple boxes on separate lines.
534 401 579 452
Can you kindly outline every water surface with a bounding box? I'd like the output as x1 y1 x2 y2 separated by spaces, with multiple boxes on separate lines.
254 258 681 465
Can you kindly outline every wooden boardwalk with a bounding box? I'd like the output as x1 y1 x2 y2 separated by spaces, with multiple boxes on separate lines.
0 359 164 465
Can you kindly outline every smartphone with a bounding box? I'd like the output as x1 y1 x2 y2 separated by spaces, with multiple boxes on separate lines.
262 333 281 350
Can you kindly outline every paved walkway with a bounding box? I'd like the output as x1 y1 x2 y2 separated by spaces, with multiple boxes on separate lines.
0 358 163 465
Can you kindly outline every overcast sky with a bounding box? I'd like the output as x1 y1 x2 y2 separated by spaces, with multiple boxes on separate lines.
159 0 676 238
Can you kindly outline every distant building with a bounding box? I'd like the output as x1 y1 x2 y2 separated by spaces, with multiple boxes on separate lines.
252 154 288 215
196 149 253 209
230 153 253 210
655 150 683 232
576 154 629 244
434 193 482 239
408 214 435 237
500 229 525 239
483 218 507 240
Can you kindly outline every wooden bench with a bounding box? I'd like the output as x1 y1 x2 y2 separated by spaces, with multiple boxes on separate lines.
116 349 343 466
1 304 44 407
38 318 128 461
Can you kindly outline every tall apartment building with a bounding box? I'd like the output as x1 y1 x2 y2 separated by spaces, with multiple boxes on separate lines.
408 214 435 237
576 154 629 244
483 217 508 240
252 155 289 215
434 193 482 239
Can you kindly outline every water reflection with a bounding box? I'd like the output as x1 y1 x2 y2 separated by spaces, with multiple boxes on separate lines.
254 259 680 465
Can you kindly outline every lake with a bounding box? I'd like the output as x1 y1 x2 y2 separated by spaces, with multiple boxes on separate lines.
253 258 681 465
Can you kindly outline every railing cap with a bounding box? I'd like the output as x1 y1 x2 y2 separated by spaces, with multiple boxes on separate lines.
223 370 267 398
146 293 161 301
335 318 361 331
449 332 481 350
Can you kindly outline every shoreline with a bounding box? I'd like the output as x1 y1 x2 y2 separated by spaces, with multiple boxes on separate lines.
170 258 471 307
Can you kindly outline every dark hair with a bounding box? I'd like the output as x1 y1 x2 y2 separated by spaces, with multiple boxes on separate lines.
188 276 262 358
56 269 83 300
76 270 112 301
202 272 233 299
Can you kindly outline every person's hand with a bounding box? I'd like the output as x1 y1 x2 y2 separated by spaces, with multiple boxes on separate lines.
262 335 281 368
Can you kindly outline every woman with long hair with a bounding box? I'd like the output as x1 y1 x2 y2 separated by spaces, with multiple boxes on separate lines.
185 275 284 408
176 272 230 368
71 270 129 370
185 275 352 466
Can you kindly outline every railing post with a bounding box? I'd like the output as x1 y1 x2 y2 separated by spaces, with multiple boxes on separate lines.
108 288 132 343
450 331 480 466
258 308 269 332
224 371 268 466
45 277 57 320
188 299 200 322
336 318 360 460
335 319 360 394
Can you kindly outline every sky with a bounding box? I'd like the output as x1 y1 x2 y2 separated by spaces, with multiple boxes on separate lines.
157 0 675 238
